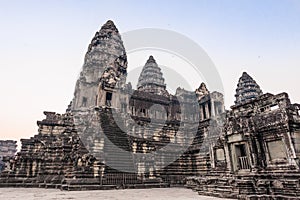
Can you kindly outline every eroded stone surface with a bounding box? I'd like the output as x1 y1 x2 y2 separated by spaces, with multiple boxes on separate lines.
1 21 300 200
186 73 300 199
0 140 17 172
234 72 263 105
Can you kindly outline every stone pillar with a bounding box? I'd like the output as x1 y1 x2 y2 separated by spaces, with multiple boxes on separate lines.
32 161 37 177
210 145 215 169
246 137 257 171
26 161 30 177
205 103 210 119
112 91 117 109
211 100 216 117
199 106 204 120
224 143 233 172
221 101 225 113
97 89 106 107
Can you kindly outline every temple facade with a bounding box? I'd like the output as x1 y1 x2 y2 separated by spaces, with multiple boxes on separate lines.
1 20 300 199
0 20 224 190
0 140 17 172
186 72 300 199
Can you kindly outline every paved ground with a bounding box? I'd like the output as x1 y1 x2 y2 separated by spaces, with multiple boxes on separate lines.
0 188 233 200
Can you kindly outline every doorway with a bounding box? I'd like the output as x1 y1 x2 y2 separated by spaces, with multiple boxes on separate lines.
105 92 112 106
235 144 250 170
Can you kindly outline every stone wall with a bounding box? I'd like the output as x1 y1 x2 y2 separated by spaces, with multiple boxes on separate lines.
185 73 300 199
7 20 300 199
0 140 17 172
0 111 106 189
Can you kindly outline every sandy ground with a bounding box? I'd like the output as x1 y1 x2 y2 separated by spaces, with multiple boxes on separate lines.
0 188 233 200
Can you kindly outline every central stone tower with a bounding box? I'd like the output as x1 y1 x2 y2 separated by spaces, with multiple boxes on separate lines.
72 20 127 111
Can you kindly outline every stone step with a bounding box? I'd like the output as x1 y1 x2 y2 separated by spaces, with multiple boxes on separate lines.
62 184 117 191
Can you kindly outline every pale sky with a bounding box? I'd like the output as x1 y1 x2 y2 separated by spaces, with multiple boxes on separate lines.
1 0 300 147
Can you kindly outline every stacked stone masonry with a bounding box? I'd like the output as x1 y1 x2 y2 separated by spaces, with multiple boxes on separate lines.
186 73 300 199
0 140 17 172
1 20 300 199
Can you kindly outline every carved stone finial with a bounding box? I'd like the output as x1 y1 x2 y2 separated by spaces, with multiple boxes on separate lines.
195 82 209 99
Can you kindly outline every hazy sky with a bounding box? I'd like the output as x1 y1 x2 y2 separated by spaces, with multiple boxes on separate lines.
1 0 300 145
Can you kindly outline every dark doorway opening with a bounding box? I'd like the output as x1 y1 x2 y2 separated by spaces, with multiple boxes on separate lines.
235 144 250 170
106 92 112 106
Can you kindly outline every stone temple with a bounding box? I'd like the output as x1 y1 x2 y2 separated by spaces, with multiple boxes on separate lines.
1 20 300 199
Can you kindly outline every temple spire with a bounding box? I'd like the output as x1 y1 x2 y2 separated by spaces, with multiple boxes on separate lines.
72 20 126 110
137 56 168 95
234 72 263 105
87 20 120 54
99 20 119 33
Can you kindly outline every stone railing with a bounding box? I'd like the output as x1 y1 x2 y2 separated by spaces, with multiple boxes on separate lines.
239 156 250 170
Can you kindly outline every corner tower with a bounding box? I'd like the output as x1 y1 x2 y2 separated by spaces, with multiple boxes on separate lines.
137 56 168 96
234 72 263 105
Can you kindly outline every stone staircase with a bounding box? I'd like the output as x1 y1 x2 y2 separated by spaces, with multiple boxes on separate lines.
98 108 168 189
99 108 136 173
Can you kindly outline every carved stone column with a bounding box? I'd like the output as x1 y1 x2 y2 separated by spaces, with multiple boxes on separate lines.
205 103 210 119
199 106 204 120
211 100 216 117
